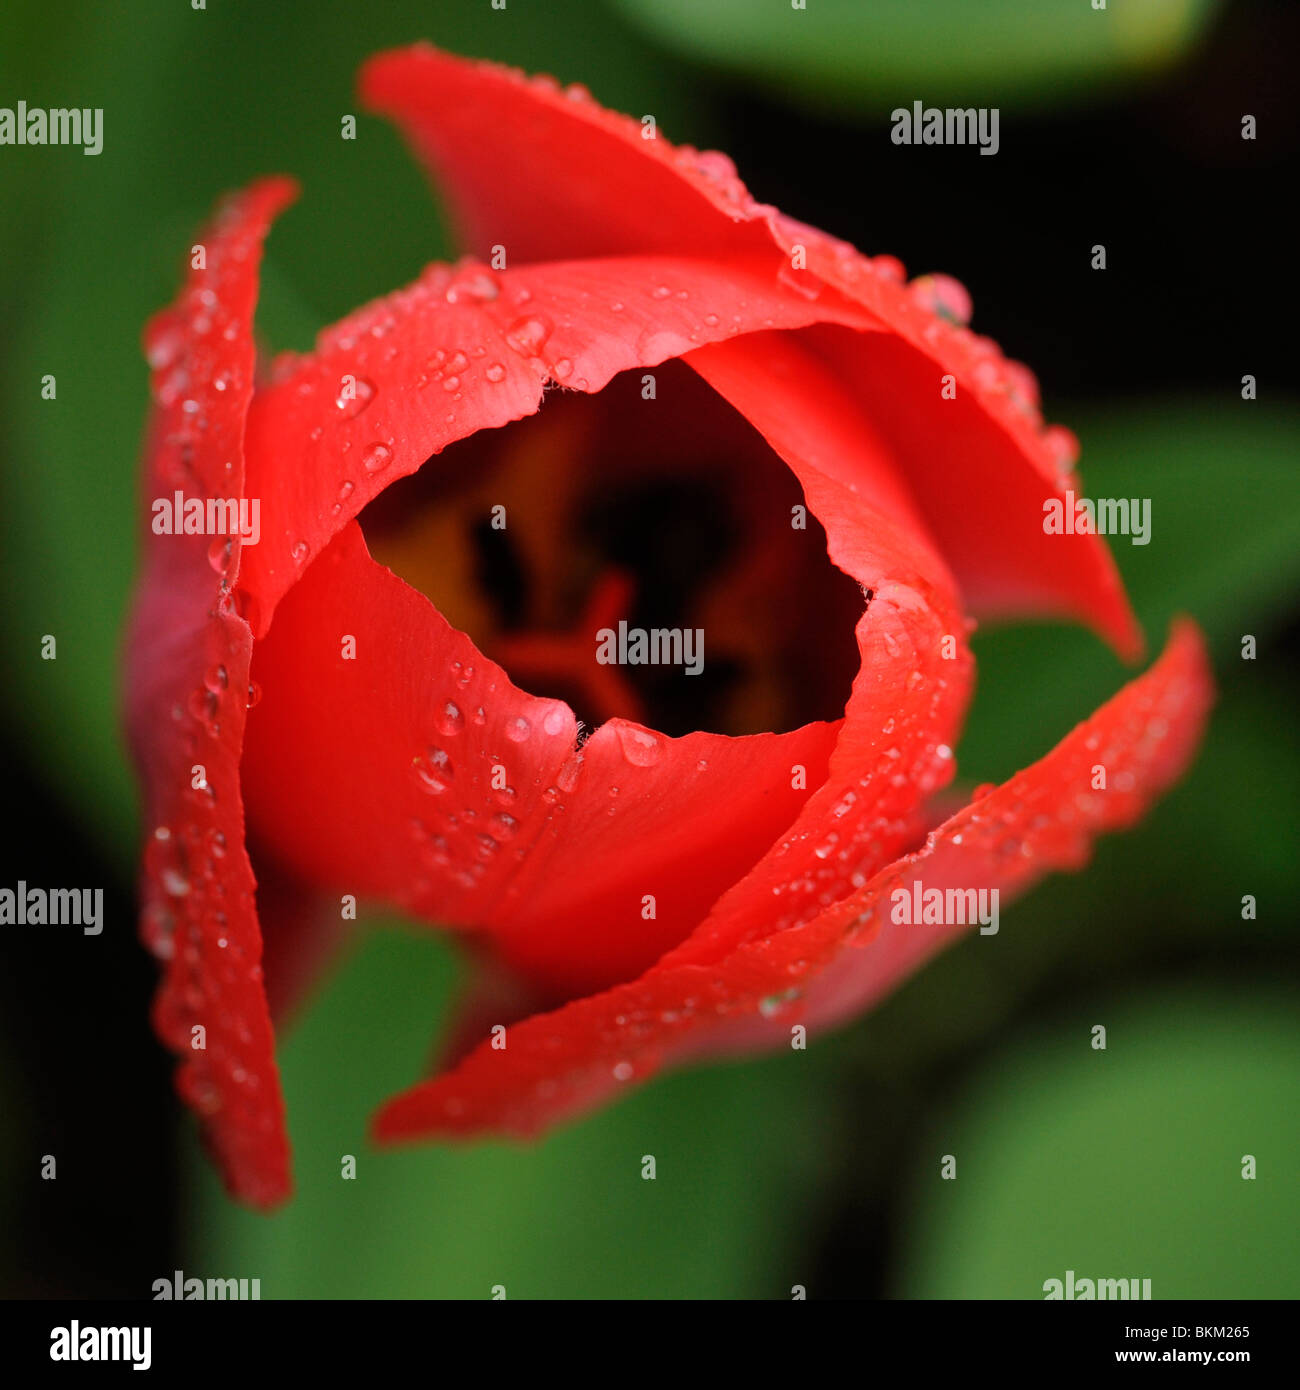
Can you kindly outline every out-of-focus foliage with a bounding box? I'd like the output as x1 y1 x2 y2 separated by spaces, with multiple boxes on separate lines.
195 926 837 1299
610 0 1223 115
898 991 1300 1298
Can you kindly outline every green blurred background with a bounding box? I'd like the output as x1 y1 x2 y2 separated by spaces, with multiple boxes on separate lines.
1 0 1296 1298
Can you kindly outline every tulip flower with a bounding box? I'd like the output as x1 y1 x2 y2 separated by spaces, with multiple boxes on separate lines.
125 45 1212 1208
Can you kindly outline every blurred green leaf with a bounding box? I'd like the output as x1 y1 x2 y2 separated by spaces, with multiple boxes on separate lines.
193 924 834 1298
897 989 1300 1298
609 0 1222 115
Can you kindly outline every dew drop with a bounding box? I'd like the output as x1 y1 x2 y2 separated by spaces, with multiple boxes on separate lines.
361 442 392 474
444 269 499 304
909 272 973 327
162 868 191 897
334 376 376 418
759 989 800 1019
616 724 662 767
145 321 184 370
505 316 553 356
411 747 454 793
1044 424 1081 475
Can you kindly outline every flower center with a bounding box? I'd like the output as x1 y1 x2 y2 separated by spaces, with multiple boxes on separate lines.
360 360 862 737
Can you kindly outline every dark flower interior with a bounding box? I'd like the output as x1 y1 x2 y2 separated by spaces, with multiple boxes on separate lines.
358 360 864 739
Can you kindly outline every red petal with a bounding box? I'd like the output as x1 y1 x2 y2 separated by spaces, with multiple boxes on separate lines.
124 179 296 1208
372 620 1210 1141
359 43 1139 656
660 329 973 970
238 254 872 637
793 323 1140 656
241 521 840 999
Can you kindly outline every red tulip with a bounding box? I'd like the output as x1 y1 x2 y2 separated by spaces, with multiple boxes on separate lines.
125 45 1213 1209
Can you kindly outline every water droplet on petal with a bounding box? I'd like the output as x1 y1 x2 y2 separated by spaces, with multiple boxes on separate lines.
909 272 973 326
616 725 662 767
505 316 553 356
361 442 392 474
162 868 191 897
334 376 376 419
146 320 184 370
444 268 500 304
1043 424 1081 475
412 747 454 794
